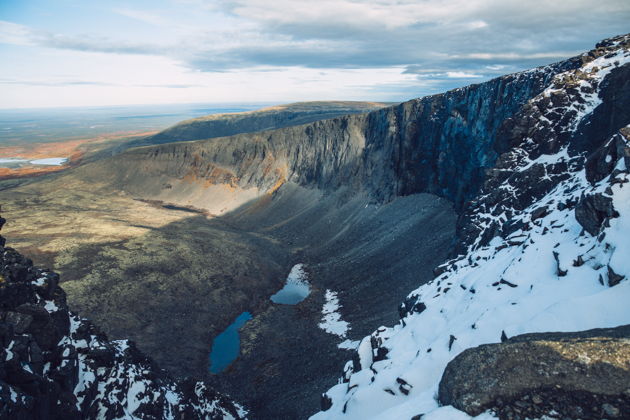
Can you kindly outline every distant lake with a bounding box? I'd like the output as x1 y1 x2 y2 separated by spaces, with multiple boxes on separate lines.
0 157 67 168
0 103 271 146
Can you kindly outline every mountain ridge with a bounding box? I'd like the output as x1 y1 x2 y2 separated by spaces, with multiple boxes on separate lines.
82 54 581 219
122 101 392 151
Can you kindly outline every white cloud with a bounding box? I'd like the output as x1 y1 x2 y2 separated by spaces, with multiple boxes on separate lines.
446 71 483 78
466 20 488 29
0 20 35 46
221 0 481 29
114 9 169 26
1 0 629 107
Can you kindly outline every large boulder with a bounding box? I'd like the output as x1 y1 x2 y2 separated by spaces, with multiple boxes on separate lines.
575 193 618 236
438 325 630 419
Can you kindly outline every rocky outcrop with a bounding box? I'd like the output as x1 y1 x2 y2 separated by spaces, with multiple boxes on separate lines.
438 325 630 419
0 215 245 419
454 33 630 254
575 193 619 236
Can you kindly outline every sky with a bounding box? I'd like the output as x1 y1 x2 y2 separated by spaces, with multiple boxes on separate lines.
0 0 629 109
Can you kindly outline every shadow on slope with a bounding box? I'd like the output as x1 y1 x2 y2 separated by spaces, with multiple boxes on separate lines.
34 179 455 419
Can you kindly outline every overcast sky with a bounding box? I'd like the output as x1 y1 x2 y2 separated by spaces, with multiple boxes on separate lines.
1 0 629 108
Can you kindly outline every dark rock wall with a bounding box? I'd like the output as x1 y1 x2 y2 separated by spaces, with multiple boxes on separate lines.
455 35 630 255
363 62 580 207
95 57 580 211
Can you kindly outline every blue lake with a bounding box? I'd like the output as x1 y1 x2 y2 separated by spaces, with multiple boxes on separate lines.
209 311 252 374
270 264 310 305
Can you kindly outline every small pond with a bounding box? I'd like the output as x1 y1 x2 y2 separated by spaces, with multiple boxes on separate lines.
270 263 310 305
209 311 252 374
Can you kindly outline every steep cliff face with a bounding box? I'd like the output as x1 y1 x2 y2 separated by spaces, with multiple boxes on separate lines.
455 35 630 254
126 101 390 149
86 54 580 213
0 218 246 419
313 34 630 420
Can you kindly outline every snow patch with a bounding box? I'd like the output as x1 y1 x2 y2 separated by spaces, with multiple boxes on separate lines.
29 157 67 166
44 300 59 312
319 289 359 350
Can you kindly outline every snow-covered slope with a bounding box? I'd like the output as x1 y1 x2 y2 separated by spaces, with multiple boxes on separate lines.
0 236 246 419
313 35 630 420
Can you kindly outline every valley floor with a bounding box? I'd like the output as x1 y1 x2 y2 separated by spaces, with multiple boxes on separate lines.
0 172 455 418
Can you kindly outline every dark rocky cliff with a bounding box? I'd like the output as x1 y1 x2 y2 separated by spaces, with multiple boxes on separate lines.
91 53 581 211
455 34 630 254
314 34 630 419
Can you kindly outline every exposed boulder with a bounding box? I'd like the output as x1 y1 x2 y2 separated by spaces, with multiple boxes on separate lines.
608 265 626 287
398 294 426 319
438 325 630 419
575 193 619 236
585 131 630 183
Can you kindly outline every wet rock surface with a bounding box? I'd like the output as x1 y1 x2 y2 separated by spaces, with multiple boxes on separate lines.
438 325 630 419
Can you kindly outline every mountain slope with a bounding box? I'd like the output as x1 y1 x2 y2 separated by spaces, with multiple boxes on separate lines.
313 34 630 420
0 218 246 419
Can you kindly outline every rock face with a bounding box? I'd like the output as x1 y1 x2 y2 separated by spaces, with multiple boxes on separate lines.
312 34 630 420
575 193 618 236
126 101 391 149
438 325 630 419
0 218 245 419
83 52 579 212
454 34 630 254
